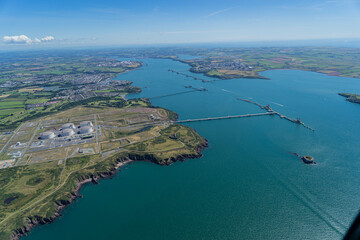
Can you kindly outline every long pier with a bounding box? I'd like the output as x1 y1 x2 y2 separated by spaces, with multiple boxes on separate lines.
148 86 207 100
175 112 273 123
237 98 314 131
168 69 214 82
148 90 197 100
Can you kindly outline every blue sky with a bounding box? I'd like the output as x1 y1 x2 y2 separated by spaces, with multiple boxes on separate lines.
1 0 360 48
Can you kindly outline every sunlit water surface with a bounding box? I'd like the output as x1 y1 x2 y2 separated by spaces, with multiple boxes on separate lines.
23 57 360 240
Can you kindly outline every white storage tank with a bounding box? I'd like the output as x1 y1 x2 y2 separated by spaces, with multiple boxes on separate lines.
62 123 75 130
61 128 75 137
40 131 55 139
79 121 93 127
79 126 93 134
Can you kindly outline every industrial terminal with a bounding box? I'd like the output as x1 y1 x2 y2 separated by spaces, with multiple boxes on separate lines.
0 105 166 169
29 121 96 154
38 121 94 140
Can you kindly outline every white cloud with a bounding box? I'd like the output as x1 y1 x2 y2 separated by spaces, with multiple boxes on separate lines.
2 35 55 44
41 36 55 42
33 38 41 43
3 35 33 44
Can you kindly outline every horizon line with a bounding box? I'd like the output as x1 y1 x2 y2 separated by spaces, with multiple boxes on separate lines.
1 37 360 53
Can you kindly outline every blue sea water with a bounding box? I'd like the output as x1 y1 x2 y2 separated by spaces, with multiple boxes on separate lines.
23 58 360 240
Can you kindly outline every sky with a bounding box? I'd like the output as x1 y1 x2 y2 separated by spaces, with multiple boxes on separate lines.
1 0 360 49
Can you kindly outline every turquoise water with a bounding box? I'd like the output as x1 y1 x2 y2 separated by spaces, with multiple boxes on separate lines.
23 58 360 240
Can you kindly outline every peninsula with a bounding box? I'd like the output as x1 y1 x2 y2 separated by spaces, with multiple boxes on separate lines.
338 93 360 104
0 52 207 240
104 47 360 80
0 97 207 240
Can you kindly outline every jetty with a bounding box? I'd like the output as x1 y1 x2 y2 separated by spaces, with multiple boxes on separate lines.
237 98 314 131
175 112 273 123
148 90 197 100
184 86 207 91
168 69 214 82
149 87 207 100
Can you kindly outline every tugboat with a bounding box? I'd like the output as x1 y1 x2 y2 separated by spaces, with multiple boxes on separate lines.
301 155 315 164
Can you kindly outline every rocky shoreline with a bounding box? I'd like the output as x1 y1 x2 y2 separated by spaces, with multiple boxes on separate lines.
10 139 208 240
338 93 360 104
10 158 131 240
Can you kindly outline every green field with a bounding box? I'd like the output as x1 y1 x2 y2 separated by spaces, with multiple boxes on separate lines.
0 100 25 110
0 109 24 116
0 98 26 117
0 98 207 240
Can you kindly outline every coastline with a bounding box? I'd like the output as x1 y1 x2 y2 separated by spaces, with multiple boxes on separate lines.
127 139 208 166
11 158 132 240
170 57 360 81
10 138 208 240
338 93 360 104
170 58 270 80
5 58 210 240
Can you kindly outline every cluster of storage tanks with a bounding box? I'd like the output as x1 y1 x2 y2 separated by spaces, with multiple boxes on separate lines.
39 121 94 139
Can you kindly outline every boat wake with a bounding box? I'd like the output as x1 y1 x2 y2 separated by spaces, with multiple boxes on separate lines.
220 89 252 99
270 101 284 107
221 89 237 94
260 161 347 236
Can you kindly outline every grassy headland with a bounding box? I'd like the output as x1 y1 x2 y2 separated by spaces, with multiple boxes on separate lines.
0 98 207 240
338 93 360 104
0 52 207 239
